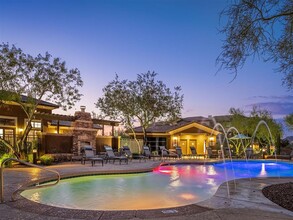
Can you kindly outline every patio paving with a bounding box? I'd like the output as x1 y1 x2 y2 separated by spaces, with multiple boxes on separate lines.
0 159 292 219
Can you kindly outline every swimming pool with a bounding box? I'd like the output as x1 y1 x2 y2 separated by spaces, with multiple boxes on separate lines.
21 161 293 210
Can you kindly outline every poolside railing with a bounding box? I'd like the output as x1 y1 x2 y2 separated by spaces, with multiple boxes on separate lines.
0 158 60 203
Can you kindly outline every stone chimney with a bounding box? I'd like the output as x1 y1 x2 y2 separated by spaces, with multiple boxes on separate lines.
80 105 86 112
72 106 97 155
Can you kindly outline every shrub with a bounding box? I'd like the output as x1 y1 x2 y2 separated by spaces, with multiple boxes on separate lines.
0 153 15 167
40 154 54 166
27 154 33 163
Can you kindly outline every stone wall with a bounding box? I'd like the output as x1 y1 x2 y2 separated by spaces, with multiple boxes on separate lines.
72 107 97 155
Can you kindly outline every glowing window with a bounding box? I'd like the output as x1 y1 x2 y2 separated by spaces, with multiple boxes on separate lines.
31 121 41 129
25 120 42 130
0 117 16 127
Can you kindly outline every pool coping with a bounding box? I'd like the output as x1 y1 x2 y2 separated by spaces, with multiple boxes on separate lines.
5 160 293 219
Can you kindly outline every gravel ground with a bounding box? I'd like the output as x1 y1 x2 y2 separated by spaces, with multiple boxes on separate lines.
262 182 293 212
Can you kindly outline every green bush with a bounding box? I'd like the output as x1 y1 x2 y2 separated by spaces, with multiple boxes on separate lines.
40 154 54 166
27 154 33 163
0 153 15 167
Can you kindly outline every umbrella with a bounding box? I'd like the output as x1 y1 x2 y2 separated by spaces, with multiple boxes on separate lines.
229 134 252 157
229 134 251 140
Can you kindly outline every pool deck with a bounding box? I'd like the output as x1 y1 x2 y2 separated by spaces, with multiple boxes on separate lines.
1 159 292 220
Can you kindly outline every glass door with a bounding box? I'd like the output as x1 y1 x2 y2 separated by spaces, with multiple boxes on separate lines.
0 128 15 147
179 140 187 154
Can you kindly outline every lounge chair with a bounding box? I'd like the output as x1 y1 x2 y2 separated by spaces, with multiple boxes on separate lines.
206 147 213 159
245 147 254 159
224 147 236 158
266 150 293 160
190 146 206 159
245 147 265 159
143 146 161 160
206 147 218 159
159 146 178 160
104 146 128 164
81 146 104 166
175 146 183 159
190 146 197 158
122 146 147 162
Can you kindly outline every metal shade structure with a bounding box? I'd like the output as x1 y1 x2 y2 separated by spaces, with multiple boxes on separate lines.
229 134 251 140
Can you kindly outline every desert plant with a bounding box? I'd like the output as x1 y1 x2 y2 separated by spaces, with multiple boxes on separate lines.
40 154 54 166
0 153 15 167
27 154 33 163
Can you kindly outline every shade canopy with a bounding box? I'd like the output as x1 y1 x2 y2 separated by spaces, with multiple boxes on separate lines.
229 134 251 140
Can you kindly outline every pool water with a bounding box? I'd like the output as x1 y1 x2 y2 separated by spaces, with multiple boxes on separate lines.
21 161 293 210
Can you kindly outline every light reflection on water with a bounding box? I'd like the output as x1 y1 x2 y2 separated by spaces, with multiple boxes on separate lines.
21 161 293 210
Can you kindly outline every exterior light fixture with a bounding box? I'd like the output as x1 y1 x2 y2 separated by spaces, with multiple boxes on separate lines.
209 137 215 147
32 149 38 164
173 136 178 146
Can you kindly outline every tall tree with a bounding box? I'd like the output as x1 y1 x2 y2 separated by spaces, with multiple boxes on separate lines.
0 43 83 159
96 71 183 150
227 106 282 154
217 0 293 89
285 113 293 130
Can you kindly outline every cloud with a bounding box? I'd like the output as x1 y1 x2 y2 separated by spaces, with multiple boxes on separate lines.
247 95 293 102
245 102 293 117
245 95 293 118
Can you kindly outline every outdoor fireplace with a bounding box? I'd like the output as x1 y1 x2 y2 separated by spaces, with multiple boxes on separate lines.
72 106 97 155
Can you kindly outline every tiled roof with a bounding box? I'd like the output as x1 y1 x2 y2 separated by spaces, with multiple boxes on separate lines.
213 115 232 122
50 120 103 129
35 112 76 121
132 115 231 133
21 95 59 108
51 120 72 127
0 91 59 108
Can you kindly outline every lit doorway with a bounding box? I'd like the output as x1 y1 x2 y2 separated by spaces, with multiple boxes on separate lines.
179 140 187 154
189 139 197 154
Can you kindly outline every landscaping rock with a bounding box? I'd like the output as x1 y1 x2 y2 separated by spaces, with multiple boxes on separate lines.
262 182 293 212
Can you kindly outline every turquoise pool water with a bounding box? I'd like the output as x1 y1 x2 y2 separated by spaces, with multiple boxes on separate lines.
21 161 293 210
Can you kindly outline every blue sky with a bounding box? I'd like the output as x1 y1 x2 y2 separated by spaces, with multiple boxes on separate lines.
0 0 292 136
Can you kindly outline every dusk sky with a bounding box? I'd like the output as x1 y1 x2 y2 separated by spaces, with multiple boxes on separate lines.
0 0 292 136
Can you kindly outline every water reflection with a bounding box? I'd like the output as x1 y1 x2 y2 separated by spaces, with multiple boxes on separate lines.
207 166 217 175
260 163 267 176
179 193 196 200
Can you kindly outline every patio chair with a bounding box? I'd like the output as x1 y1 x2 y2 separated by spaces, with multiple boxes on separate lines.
190 146 207 159
275 149 293 160
143 146 161 160
122 146 147 162
159 146 178 160
104 145 128 164
245 147 254 159
190 146 198 158
207 147 213 159
175 146 183 159
225 147 236 158
81 146 104 166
